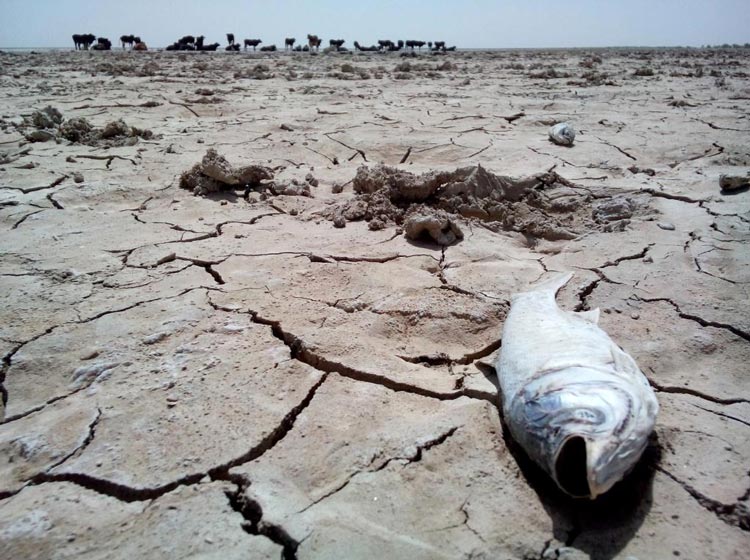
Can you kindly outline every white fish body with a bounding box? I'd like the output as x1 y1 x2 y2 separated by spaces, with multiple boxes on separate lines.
496 272 658 498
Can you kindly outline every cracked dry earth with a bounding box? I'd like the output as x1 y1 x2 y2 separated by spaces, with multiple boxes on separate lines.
1 47 749 559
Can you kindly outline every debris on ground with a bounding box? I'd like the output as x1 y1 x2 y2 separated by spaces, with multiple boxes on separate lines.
719 173 750 192
179 149 315 198
22 106 154 146
548 122 576 146
404 211 464 245
323 163 641 242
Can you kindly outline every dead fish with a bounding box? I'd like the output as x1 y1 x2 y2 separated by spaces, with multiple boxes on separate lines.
548 122 575 146
496 272 658 499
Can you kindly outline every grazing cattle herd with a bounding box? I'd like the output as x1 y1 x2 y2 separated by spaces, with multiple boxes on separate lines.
72 32 457 53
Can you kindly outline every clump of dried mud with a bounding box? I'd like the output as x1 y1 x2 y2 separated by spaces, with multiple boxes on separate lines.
23 106 154 146
179 149 316 198
325 164 643 243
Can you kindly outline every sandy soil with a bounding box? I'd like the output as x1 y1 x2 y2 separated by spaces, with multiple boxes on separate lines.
0 47 748 559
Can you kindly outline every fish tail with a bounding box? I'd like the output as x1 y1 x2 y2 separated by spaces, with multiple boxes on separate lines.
530 271 574 295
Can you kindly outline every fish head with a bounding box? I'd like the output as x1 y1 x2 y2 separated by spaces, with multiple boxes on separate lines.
512 368 658 499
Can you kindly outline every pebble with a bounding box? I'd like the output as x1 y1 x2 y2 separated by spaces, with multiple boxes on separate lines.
719 174 749 192
657 222 675 230
73 172 84 183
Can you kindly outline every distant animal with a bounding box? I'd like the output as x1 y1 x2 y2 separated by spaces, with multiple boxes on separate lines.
196 36 205 49
285 37 295 50
433 41 446 51
133 36 141 45
72 33 96 50
92 37 112 51
120 34 136 49
377 39 403 52
133 42 148 51
354 41 378 52
260 44 277 52
244 39 262 51
329 39 345 51
226 43 240 51
307 34 322 51
201 43 220 51
428 41 433 49
227 33 235 46
166 35 198 51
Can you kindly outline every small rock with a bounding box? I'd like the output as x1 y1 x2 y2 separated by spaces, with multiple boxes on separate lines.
71 361 120 387
593 197 634 222
220 200 228 206
305 173 319 187
630 312 640 320
331 183 344 194
719 174 749 192
643 255 653 263
628 165 655 176
280 123 294 131
72 172 84 183
333 214 347 228
657 222 675 230
25 129 55 143
143 332 168 345
404 211 464 245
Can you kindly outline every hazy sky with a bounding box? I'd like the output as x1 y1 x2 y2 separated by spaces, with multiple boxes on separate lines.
0 0 747 48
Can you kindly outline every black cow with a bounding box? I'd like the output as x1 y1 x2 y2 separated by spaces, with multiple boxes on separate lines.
226 43 240 51
285 37 295 50
92 37 112 51
329 39 345 51
227 33 235 46
120 34 135 49
260 44 277 52
72 33 96 50
244 39 262 51
354 41 379 52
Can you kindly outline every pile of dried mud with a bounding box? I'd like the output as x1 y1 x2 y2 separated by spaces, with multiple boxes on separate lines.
23 106 154 147
325 164 648 243
179 149 317 197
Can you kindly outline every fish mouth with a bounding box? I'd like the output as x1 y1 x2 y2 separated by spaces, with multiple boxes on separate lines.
554 435 592 498
554 435 616 499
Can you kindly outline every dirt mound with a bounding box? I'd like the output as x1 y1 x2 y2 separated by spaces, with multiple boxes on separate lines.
179 149 316 198
24 107 154 147
325 164 639 242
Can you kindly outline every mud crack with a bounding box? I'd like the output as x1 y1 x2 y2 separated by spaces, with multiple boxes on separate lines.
224 475 300 560
638 297 750 342
657 466 749 532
